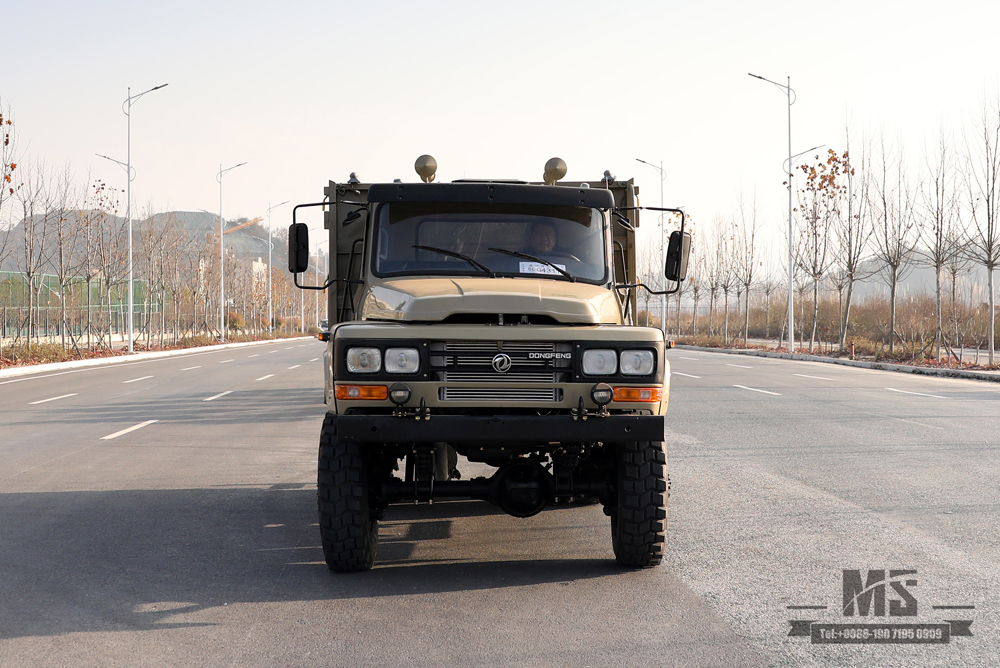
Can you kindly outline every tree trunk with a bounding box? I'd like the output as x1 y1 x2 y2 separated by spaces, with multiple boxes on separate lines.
889 267 898 355
810 277 820 353
743 287 751 345
723 291 730 344
989 264 996 367
840 279 856 352
935 264 943 361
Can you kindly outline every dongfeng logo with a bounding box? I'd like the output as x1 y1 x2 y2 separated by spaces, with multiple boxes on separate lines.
492 353 513 373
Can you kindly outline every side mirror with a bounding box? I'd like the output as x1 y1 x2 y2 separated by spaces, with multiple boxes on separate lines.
664 230 691 282
288 222 309 273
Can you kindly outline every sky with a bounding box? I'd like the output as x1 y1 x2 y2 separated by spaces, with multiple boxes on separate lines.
4 0 1000 264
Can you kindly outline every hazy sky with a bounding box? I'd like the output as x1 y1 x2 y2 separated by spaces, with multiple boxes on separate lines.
5 0 1000 257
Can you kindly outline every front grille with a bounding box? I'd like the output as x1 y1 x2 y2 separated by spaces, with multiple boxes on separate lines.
441 341 556 352
440 370 558 383
439 387 563 402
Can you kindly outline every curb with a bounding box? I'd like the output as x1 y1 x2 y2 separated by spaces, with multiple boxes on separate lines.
674 345 1000 384
0 336 317 380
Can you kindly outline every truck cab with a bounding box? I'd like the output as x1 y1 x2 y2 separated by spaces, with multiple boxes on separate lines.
289 157 689 572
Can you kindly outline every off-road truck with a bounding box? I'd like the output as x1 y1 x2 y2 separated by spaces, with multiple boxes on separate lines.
288 156 690 572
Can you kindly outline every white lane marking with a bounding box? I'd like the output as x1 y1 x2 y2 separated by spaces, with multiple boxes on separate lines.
219 359 234 364
298 345 306 348
288 365 300 370
29 393 78 405
734 384 781 396
887 387 946 399
256 374 274 381
248 354 259 358
309 358 319 362
181 366 202 371
673 372 701 378
726 364 753 369
123 375 154 384
679 356 700 361
285 347 293 350
101 420 158 440
203 391 233 402
794 373 833 381
885 415 945 430
269 351 278 354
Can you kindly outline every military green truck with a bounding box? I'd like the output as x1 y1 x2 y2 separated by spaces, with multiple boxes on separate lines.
288 157 690 572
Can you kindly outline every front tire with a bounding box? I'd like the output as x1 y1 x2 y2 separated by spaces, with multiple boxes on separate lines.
611 441 667 568
317 415 378 572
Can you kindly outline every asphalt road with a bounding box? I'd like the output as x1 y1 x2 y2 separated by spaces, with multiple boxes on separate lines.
1 342 997 667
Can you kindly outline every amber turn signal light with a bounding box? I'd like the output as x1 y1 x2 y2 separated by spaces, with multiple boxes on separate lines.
335 385 389 401
612 386 663 403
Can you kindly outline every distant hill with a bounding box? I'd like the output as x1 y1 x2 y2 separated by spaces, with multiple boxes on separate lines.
0 210 280 274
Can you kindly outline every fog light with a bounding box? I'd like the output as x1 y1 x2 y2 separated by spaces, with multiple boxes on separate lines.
388 382 412 406
591 383 613 407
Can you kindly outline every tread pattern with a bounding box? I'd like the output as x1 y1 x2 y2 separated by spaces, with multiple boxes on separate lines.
317 415 378 572
612 441 667 568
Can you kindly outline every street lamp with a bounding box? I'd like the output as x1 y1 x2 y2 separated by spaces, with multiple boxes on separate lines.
217 162 246 340
748 72 798 352
103 83 167 353
266 201 288 333
636 158 666 334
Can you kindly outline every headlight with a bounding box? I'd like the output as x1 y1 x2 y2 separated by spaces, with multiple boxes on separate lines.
346 347 381 373
385 348 420 374
582 349 617 375
620 350 654 375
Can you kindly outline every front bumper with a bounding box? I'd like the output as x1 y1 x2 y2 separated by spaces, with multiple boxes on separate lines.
332 413 665 444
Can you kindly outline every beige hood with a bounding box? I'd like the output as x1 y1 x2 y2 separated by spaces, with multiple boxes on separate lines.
360 277 622 324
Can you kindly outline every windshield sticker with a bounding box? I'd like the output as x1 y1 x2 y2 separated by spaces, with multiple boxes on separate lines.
519 261 567 275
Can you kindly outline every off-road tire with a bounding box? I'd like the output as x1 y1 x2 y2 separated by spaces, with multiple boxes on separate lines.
611 440 667 568
317 415 378 572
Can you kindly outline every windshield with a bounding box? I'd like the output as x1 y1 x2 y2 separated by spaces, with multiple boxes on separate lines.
372 202 608 283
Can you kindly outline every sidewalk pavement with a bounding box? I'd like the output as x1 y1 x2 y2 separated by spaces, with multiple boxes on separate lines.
675 345 1000 384
0 336 316 381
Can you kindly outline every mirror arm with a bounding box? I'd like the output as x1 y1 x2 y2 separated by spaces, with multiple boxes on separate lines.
614 206 686 296
293 274 363 291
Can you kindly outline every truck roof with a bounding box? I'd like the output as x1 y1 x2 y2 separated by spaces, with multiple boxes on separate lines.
366 182 615 209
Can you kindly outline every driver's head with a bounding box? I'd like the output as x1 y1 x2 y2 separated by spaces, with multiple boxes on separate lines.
528 220 557 253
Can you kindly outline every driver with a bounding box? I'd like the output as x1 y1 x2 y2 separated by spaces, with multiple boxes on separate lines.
526 220 558 255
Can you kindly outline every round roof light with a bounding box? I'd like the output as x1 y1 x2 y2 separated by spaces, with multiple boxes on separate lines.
415 155 437 183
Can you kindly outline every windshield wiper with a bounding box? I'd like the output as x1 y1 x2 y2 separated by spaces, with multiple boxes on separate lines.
412 245 495 277
487 247 576 282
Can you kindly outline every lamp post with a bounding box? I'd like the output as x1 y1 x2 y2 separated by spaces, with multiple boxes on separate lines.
748 72 798 352
266 201 288 333
216 162 246 340
636 158 666 334
106 83 168 352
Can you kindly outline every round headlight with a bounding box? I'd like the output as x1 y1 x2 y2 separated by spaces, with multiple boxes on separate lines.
582 349 617 375
346 347 381 373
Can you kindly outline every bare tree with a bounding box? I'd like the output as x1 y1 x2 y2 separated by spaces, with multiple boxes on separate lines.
831 129 874 352
965 93 1000 366
796 150 843 352
917 127 964 361
0 97 19 268
732 194 760 345
15 160 55 347
870 134 920 355
50 165 81 350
